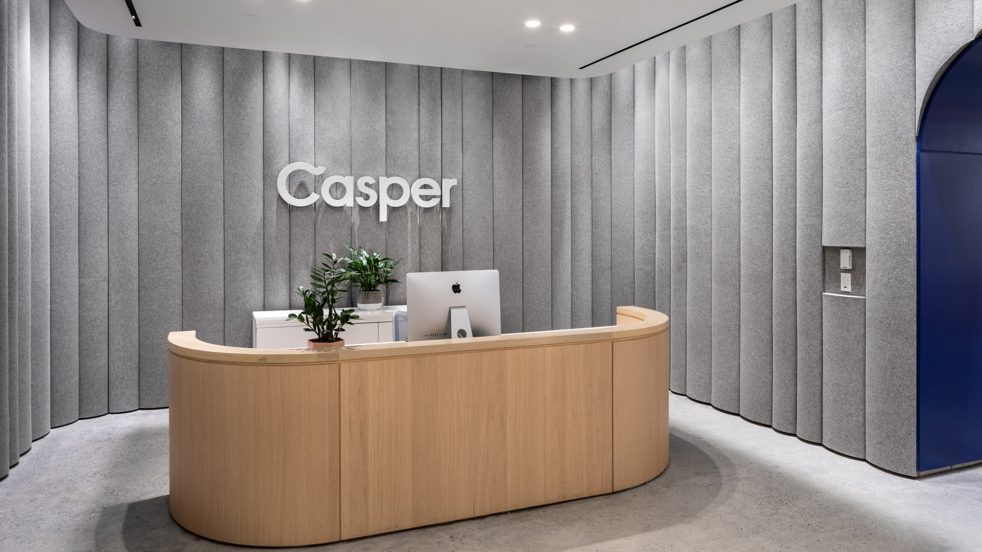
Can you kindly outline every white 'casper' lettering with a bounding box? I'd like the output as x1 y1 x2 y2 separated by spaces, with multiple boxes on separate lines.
277 163 457 222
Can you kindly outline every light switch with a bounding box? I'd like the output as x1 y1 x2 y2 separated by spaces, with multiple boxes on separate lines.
840 248 853 270
840 272 852 293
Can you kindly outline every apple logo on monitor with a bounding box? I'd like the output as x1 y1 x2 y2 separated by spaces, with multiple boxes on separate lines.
452 282 462 294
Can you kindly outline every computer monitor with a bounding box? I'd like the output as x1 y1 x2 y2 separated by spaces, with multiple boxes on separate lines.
406 270 501 341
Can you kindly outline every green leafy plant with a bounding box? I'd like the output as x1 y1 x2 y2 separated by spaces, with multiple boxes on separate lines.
342 247 400 292
288 253 359 343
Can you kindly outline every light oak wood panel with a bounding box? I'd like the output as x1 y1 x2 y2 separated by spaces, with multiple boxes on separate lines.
169 353 340 546
613 331 670 490
340 342 613 539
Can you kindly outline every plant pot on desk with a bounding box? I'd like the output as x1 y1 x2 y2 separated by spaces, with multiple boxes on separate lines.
356 289 384 311
308 338 345 350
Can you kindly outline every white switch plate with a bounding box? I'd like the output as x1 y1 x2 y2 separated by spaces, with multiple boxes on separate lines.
840 248 853 270
840 272 852 293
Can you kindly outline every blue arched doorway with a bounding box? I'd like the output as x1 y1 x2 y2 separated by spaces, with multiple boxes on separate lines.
918 33 982 472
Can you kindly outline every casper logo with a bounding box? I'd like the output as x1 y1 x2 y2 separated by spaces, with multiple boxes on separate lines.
277 162 458 222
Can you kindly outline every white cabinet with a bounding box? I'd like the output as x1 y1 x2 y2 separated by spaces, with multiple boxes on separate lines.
252 306 406 348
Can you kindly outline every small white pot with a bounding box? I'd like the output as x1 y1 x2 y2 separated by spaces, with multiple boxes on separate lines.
357 289 384 311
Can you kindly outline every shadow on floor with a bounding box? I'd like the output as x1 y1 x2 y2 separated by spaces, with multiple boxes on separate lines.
92 430 945 551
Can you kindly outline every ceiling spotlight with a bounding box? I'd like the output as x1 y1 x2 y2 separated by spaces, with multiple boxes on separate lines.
560 24 576 32
525 19 541 28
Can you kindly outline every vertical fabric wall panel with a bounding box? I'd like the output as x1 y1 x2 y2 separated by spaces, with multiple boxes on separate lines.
977 0 982 33
351 61 386 253
865 0 917 476
77 27 109 418
795 0 823 443
822 294 866 458
915 0 973 122
313 57 352 296
14 0 31 455
634 59 656 311
685 38 712 403
49 0 79 426
710 27 741 414
822 0 866 247
570 78 592 328
590 75 612 327
287 55 315 308
107 36 139 412
460 70 493 271
771 5 798 435
654 55 671 318
739 16 773 425
611 67 635 315
669 48 687 394
262 52 290 311
522 76 552 331
137 41 182 409
550 78 572 329
180 45 224 346
29 0 51 434
419 65 442 273
492 74 523 333
1 0 9 472
441 69 463 272
223 49 264 347
384 64 419 306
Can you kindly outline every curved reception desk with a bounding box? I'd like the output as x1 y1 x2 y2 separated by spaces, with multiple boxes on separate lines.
168 306 669 547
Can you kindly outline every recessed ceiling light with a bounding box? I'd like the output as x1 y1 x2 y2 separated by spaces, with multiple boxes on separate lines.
525 19 541 29
559 23 576 33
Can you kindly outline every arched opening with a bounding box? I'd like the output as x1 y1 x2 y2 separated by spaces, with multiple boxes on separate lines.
918 34 982 472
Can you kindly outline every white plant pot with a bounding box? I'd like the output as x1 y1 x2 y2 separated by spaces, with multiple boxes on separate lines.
357 289 384 311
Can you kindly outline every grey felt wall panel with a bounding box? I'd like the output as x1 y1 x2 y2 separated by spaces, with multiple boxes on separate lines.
441 69 464 272
384 63 419 306
711 27 741 414
739 16 773 424
14 0 31 454
551 78 572 329
138 41 182 409
822 294 866 459
634 59 656 311
461 70 493 271
180 45 224 346
29 0 51 434
591 75 612 327
654 55 671 318
78 27 109 418
1 0 9 472
915 0 972 122
570 78 592 328
419 65 442 273
288 55 316 308
493 73 523 334
865 0 917 476
977 0 982 34
669 48 687 394
795 0 823 444
822 0 866 247
223 49 264 347
611 66 635 315
107 35 139 412
262 52 290 311
49 0 79 426
522 76 552 331
313 56 352 302
685 38 712 403
351 61 386 254
771 5 798 435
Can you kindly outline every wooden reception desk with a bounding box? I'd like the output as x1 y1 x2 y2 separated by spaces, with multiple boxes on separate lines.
168 306 669 547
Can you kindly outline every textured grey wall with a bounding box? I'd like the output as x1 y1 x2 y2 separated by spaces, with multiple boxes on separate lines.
0 0 978 479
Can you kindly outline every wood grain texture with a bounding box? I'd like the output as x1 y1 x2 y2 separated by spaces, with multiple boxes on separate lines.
169 357 340 546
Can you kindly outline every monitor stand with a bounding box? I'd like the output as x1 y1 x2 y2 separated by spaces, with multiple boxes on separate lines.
449 306 473 339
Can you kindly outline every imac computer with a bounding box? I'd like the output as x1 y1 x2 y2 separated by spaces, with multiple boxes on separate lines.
406 270 501 341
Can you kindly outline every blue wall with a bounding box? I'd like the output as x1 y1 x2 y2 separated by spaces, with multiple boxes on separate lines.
918 35 982 472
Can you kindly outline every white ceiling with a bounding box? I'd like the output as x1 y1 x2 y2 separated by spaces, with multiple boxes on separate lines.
66 0 796 78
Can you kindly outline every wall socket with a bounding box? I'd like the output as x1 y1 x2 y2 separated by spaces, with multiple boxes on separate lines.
840 272 852 293
840 248 853 269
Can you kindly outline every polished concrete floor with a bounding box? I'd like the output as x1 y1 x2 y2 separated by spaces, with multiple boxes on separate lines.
1 395 980 552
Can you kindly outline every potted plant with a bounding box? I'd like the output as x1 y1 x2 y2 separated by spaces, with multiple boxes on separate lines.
342 246 400 310
288 253 359 349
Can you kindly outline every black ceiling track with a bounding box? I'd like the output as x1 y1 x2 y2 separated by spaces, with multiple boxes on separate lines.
124 0 142 27
579 0 746 70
